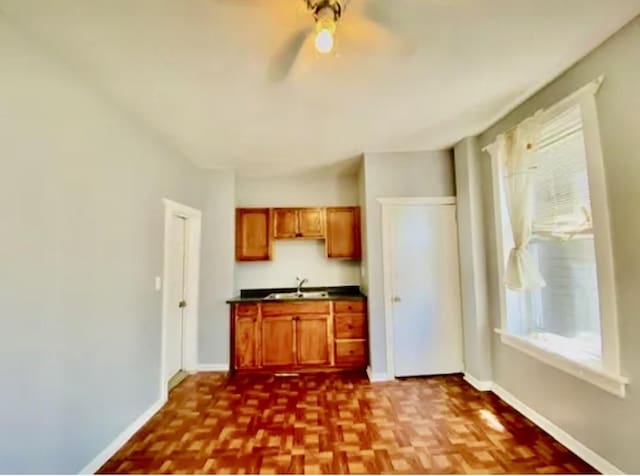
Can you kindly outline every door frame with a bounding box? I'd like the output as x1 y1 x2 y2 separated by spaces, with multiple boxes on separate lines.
378 196 457 379
160 198 202 399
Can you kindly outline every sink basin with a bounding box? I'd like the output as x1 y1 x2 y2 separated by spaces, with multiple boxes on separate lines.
265 291 329 300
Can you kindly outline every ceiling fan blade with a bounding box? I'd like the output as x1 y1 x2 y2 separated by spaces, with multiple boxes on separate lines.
267 26 313 81
338 12 403 56
362 0 394 30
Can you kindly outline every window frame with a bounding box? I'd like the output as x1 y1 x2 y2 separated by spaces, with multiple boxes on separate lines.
488 77 628 397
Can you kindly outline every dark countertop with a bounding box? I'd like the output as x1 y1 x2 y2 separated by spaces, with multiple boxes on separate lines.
226 285 366 304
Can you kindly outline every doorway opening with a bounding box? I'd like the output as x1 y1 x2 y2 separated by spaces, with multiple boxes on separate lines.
161 199 201 399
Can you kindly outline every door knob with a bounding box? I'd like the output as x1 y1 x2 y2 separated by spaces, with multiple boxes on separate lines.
392 296 401 303
178 300 187 308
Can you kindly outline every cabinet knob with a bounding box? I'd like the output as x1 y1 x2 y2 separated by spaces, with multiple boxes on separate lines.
392 296 401 303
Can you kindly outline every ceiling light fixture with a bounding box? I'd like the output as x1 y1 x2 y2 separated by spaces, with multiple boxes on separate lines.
312 2 340 54
315 19 335 54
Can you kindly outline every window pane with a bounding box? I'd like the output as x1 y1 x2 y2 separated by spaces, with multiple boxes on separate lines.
529 238 602 359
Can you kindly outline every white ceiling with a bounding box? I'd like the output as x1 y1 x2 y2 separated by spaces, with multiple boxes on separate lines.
1 0 639 176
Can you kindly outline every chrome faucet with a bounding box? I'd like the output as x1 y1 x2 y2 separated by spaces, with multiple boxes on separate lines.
296 276 308 296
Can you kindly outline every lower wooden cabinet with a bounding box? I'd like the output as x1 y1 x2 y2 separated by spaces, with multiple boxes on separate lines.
261 317 295 367
296 315 330 366
231 300 367 372
335 340 367 366
234 316 258 369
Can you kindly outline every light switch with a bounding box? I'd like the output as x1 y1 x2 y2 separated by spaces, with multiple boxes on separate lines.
155 276 162 291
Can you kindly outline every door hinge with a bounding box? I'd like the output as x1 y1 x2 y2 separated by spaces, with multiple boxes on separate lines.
178 300 187 308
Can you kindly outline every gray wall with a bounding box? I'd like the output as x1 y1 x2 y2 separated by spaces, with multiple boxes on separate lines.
0 15 205 473
199 170 235 367
476 16 640 473
453 138 492 382
362 151 456 375
357 160 369 294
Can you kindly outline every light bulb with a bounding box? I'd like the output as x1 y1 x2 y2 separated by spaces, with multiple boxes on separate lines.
315 28 334 54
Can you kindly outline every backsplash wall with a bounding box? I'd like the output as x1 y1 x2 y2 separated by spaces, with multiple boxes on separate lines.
234 174 361 292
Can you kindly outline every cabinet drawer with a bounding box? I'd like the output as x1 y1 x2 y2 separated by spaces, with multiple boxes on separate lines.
235 303 258 317
335 314 366 339
334 301 365 314
262 301 330 316
335 340 367 366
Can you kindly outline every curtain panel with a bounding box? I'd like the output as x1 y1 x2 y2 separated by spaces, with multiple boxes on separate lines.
491 112 546 291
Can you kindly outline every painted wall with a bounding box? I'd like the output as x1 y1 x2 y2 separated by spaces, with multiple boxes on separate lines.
477 16 640 473
0 16 205 473
453 138 492 382
234 175 361 291
357 161 369 294
199 170 235 367
362 151 456 376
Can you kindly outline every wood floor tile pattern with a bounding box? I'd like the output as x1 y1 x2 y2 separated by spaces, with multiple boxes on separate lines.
98 372 596 474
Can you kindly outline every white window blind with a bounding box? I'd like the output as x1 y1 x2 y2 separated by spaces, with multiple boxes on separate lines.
533 105 593 240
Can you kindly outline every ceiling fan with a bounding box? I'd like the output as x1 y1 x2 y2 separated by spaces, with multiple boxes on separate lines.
267 0 404 81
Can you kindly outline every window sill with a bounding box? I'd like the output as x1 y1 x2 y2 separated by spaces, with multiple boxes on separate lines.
494 329 628 397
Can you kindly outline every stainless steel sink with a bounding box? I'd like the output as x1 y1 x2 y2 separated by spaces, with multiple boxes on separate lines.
265 291 329 300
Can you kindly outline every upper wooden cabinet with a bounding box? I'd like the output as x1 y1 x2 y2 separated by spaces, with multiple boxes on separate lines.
272 208 298 238
273 208 325 239
326 207 361 260
235 206 361 261
298 208 325 238
235 208 272 261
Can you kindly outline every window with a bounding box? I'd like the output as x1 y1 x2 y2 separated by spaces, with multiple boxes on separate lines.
490 79 627 396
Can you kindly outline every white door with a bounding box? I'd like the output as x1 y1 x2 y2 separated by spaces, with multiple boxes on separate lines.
388 204 464 377
165 214 187 381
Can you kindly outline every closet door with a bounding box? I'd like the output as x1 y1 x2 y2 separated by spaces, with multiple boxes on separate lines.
388 204 463 377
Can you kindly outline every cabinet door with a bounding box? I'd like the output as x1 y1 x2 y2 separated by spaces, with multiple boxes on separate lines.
335 340 367 367
296 315 330 366
261 317 295 367
334 313 367 339
297 208 325 238
326 207 361 259
235 316 257 369
273 208 298 239
236 208 272 261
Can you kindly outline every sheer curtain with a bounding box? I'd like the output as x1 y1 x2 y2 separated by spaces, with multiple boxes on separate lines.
490 112 545 291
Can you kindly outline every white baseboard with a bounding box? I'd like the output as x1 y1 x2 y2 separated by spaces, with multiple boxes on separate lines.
79 397 166 474
492 383 623 474
463 373 493 391
366 366 394 383
197 363 229 372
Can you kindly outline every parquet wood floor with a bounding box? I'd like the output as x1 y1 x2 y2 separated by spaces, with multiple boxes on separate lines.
98 372 596 474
